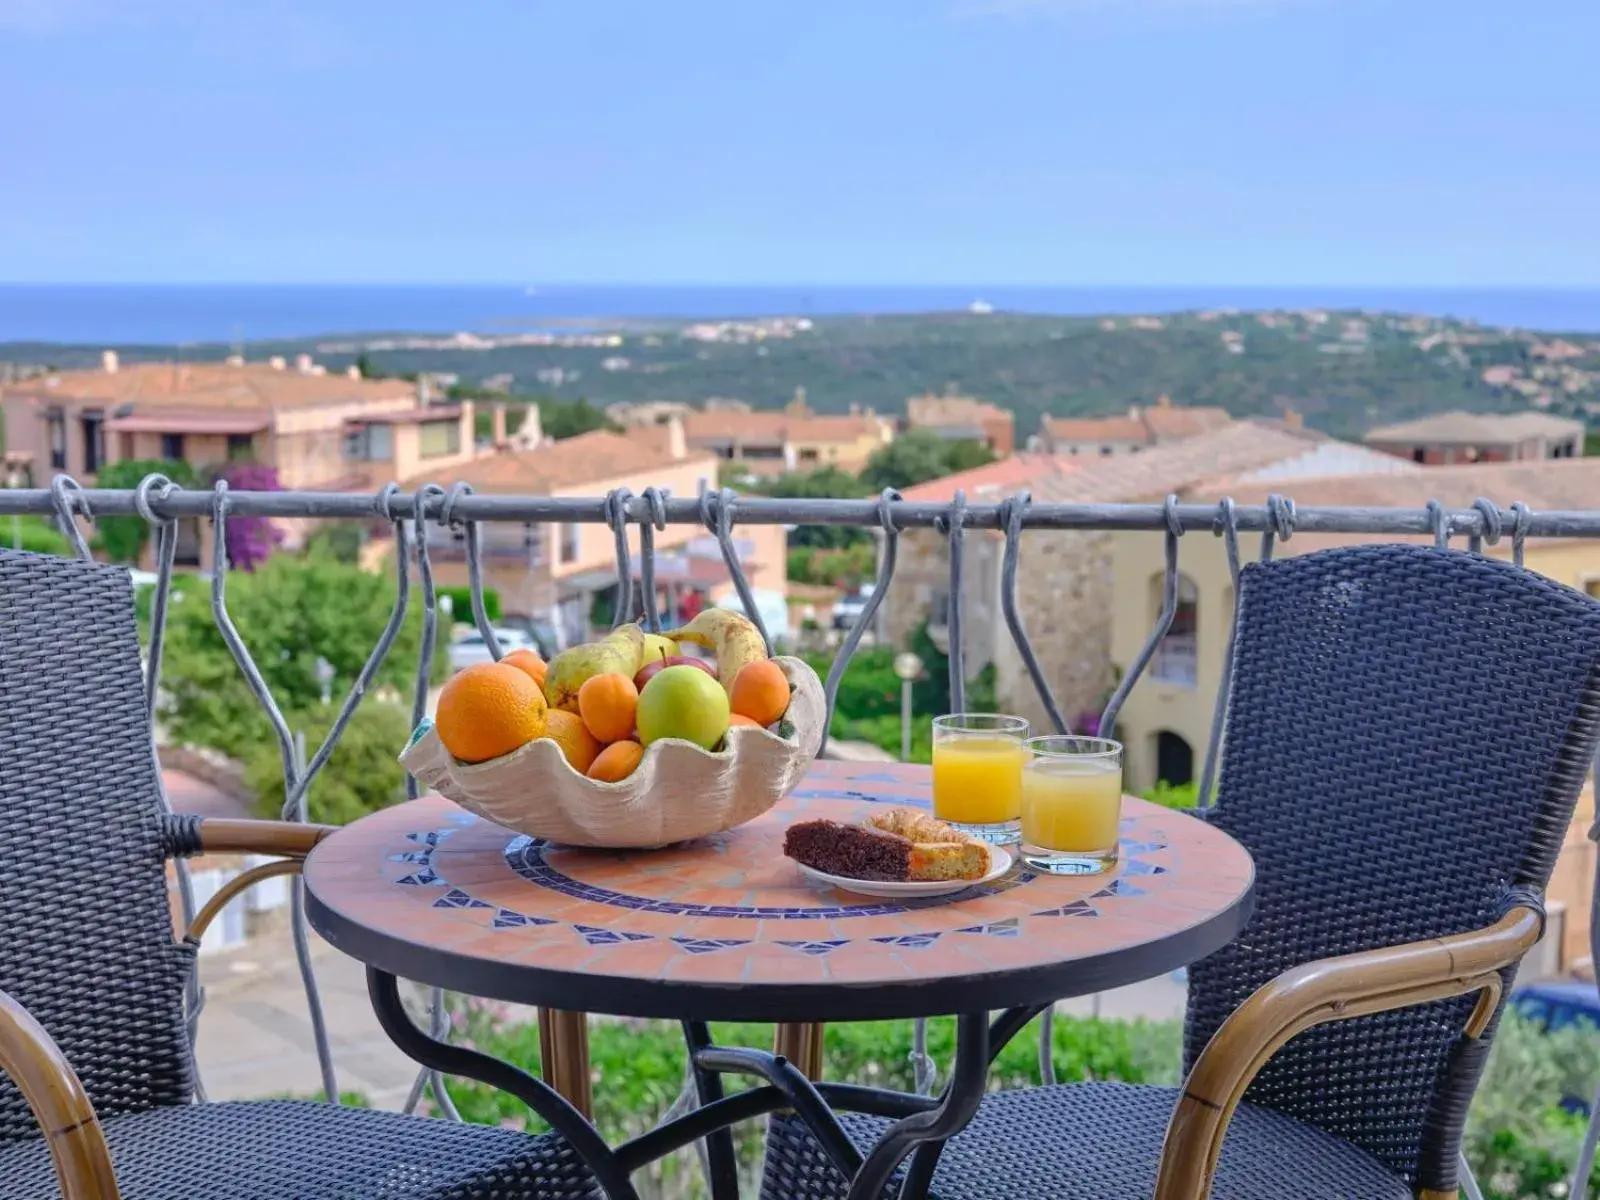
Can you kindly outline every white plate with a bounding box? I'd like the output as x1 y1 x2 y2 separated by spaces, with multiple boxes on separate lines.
796 845 1013 898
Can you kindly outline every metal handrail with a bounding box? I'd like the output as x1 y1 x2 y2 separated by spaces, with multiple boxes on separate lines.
31 476 1600 1198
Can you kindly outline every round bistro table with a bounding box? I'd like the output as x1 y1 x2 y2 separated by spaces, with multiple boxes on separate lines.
304 760 1255 1200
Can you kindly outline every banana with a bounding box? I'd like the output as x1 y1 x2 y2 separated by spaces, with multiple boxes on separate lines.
665 609 767 700
543 623 648 713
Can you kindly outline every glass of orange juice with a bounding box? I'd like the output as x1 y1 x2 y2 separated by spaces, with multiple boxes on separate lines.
931 713 1029 845
1020 736 1124 875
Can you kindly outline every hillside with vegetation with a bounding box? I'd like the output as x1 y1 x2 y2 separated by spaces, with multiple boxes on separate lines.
5 308 1597 441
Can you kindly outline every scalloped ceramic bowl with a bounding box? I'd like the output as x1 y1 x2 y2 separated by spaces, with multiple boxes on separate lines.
398 656 826 848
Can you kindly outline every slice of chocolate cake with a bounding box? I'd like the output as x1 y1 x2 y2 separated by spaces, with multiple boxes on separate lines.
783 818 912 882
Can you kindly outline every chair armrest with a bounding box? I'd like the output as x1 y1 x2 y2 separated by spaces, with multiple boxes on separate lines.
182 816 336 859
1154 905 1542 1200
0 989 119 1199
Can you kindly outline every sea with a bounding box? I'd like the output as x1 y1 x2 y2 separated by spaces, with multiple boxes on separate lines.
1 284 1598 345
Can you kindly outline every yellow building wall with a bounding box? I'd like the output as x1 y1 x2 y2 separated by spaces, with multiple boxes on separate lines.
1110 532 1600 793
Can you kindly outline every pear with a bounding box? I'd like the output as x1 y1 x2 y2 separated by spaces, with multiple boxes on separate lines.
665 609 767 701
544 623 648 713
641 633 679 666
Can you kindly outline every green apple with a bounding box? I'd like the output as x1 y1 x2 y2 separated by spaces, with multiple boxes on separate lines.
637 664 730 750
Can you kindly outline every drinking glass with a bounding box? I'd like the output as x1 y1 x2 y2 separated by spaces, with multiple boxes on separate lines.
931 713 1029 845
1020 736 1124 875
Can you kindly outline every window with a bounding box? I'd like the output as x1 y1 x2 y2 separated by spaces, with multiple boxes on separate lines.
1412 447 1427 464
160 433 186 460
342 424 393 461
47 411 66 470
1100 445 1113 456
227 434 253 461
558 522 580 564
929 589 951 629
1151 573 1199 688
525 523 546 567
81 412 104 473
798 447 820 463
419 419 460 459
742 444 784 460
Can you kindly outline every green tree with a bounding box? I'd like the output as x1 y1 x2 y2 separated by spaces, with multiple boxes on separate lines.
156 553 443 760
860 429 996 491
750 466 875 550
304 522 367 565
542 397 620 440
246 701 411 825
92 459 199 563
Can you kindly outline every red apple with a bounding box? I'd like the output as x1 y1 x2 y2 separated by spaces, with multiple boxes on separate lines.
634 655 717 691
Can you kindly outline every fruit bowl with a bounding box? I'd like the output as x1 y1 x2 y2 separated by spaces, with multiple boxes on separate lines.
399 656 826 848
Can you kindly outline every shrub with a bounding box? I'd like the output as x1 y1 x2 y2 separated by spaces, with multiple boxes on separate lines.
1140 780 1199 810
245 700 411 825
305 522 367 565
156 553 444 760
3 515 74 556
437 585 501 624
90 459 199 563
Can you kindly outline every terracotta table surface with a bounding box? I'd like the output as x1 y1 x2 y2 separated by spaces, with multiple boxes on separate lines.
304 760 1255 1024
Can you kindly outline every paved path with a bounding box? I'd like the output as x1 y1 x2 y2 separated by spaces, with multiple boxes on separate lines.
196 919 1187 1106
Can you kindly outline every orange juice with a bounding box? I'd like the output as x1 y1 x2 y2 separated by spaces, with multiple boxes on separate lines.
933 737 1026 824
1021 760 1122 851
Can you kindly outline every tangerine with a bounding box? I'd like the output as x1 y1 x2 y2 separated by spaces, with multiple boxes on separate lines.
577 672 639 744
729 660 790 727
728 713 764 729
435 663 547 764
501 648 547 693
543 709 602 774
587 740 644 782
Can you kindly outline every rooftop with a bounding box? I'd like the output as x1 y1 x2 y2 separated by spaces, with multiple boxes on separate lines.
6 359 417 411
904 392 1012 428
1363 410 1586 445
1040 402 1233 447
680 409 888 446
404 429 713 493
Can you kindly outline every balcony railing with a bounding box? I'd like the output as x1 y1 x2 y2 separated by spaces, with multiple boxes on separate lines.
9 474 1600 1198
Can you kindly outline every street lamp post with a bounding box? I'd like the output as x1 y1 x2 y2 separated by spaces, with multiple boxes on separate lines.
893 651 924 763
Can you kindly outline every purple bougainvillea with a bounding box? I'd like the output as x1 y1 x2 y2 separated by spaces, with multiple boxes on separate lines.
217 462 285 571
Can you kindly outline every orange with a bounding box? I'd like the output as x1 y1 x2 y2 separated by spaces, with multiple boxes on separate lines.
436 663 547 764
587 740 644 782
729 660 790 727
577 672 639 744
729 713 764 729
543 709 602 774
501 648 547 693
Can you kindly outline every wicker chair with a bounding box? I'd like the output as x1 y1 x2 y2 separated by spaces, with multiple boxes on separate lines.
761 544 1600 1200
0 552 600 1199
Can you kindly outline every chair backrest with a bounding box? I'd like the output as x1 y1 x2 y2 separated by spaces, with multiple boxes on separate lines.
0 551 194 1141
1187 544 1600 1187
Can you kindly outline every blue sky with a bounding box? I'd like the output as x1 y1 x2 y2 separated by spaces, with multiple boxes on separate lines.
0 0 1595 286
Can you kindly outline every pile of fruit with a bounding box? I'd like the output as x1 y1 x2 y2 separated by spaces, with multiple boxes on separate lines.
432 610 792 783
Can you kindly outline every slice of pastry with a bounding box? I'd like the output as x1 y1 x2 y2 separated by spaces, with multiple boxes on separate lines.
784 808 990 883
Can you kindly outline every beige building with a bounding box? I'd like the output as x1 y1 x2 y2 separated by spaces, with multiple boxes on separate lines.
1037 397 1232 457
404 429 786 647
881 421 1419 742
904 390 1015 455
1110 457 1600 793
1 352 477 567
1362 410 1585 465
681 391 892 477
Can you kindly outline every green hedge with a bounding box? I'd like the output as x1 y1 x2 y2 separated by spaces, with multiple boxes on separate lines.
437 586 501 624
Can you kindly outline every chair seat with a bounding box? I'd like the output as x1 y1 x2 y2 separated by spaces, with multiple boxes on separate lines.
0 1100 601 1200
760 1082 1411 1200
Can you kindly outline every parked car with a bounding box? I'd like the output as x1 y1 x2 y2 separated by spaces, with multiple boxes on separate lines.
831 584 875 630
447 627 540 672
716 588 790 646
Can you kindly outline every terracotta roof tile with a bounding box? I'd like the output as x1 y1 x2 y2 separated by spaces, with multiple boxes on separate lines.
6 361 417 411
900 454 1080 503
405 429 714 493
681 410 887 444
1363 410 1586 445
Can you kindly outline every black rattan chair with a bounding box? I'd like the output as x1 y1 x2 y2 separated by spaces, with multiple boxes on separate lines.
760 544 1600 1200
0 551 600 1199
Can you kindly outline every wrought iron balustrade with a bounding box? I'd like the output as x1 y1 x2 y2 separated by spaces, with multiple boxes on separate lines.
7 474 1600 1200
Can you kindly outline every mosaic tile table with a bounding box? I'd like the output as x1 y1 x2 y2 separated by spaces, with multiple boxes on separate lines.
304 760 1253 1198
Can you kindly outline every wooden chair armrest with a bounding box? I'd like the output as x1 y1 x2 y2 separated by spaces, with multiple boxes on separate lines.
1154 905 1543 1200
189 817 336 859
0 989 119 1199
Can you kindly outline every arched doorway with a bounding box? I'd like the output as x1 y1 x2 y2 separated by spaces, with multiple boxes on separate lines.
1155 730 1194 787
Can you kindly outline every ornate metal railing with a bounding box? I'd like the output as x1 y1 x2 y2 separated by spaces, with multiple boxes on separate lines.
9 475 1600 1199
